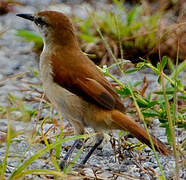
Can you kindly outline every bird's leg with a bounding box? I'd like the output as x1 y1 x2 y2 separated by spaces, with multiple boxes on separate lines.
60 122 85 170
80 133 104 165
60 139 82 170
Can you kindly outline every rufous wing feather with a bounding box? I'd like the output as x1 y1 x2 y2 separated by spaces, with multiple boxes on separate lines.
51 53 125 111
75 77 115 109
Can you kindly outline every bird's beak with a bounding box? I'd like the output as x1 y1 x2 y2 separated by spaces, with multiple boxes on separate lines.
16 14 35 21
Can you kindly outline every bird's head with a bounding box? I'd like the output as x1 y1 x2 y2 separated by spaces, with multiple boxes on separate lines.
17 11 78 47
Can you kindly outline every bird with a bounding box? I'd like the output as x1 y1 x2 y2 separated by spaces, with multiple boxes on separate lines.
16 11 172 170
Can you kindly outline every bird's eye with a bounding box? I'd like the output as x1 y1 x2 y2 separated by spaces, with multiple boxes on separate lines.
35 17 47 26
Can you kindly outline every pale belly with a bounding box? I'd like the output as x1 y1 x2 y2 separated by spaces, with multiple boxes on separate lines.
42 79 88 124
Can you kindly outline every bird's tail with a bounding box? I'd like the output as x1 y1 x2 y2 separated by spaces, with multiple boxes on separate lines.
111 110 172 155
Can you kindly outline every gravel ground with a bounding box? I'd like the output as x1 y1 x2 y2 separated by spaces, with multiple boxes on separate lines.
0 1 185 180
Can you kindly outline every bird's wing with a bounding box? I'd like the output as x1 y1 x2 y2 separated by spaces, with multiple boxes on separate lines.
75 77 115 109
50 53 125 111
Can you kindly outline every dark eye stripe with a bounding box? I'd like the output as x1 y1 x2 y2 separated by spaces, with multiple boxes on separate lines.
35 17 47 26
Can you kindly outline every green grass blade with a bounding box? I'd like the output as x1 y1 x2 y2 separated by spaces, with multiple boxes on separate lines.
16 29 43 44
51 155 61 172
128 83 166 180
0 121 12 180
64 147 84 174
56 122 63 159
172 41 180 179
9 133 95 180
11 169 67 180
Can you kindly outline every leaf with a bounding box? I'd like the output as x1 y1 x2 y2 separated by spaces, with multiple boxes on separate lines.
147 100 159 108
159 118 168 124
154 88 175 95
136 98 149 108
167 57 174 72
158 76 161 84
170 60 186 79
116 87 131 98
142 109 159 117
157 62 160 72
125 68 139 74
161 56 167 70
